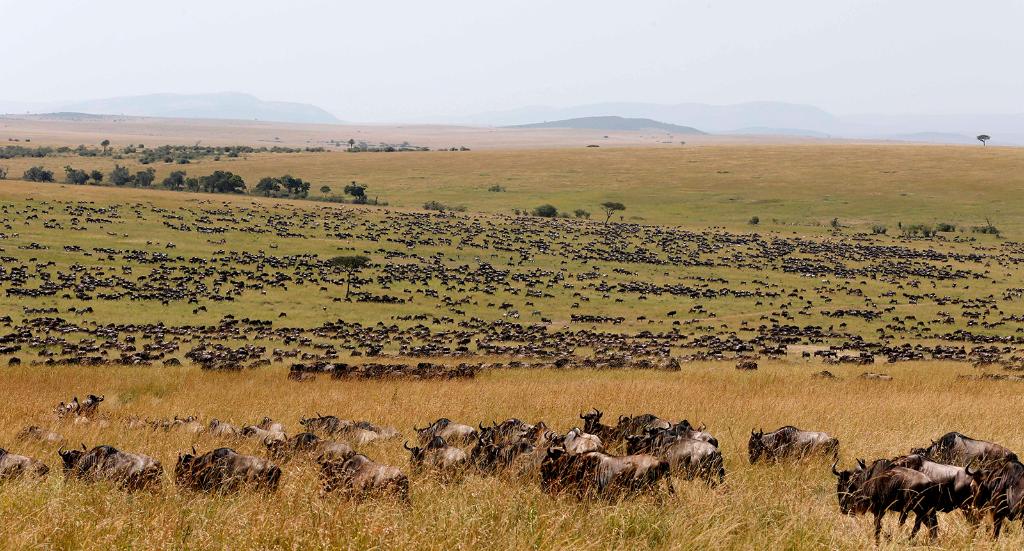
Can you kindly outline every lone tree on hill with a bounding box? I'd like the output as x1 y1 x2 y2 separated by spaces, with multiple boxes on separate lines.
328 255 370 299
600 201 626 225
977 134 991 146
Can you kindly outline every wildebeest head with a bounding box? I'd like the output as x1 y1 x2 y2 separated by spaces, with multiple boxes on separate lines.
832 460 860 515
580 409 603 432
748 429 765 463
175 446 199 480
58 444 87 471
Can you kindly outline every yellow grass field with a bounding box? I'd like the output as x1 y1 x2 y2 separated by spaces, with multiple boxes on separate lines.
2 360 1022 550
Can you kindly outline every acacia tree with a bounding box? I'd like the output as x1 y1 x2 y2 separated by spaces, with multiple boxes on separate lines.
100 139 110 154
977 134 991 146
600 201 626 224
328 255 370 299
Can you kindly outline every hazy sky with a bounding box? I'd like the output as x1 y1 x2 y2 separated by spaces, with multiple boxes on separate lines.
2 0 1021 121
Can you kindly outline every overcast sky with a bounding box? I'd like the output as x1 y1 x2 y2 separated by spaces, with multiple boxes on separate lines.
2 0 1021 121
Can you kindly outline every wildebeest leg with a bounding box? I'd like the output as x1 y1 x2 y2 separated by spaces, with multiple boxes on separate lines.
926 511 938 540
992 514 1004 538
873 510 884 543
907 512 922 540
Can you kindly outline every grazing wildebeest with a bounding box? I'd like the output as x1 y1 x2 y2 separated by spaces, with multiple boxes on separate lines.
318 453 409 501
912 432 1017 468
414 418 477 446
749 426 839 463
891 454 976 522
479 418 532 445
627 429 725 486
673 420 719 448
59 444 163 491
56 394 104 418
257 417 285 434
175 447 281 493
265 432 354 462
300 415 397 444
471 436 537 475
833 459 939 542
967 459 1024 538
404 436 468 477
207 418 240 438
0 448 49 479
17 425 63 443
540 447 673 498
240 425 286 444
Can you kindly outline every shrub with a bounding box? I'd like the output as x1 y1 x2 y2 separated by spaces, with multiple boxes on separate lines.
935 222 956 232
22 166 54 182
0 166 8 179
903 224 934 237
972 221 1001 236
487 184 506 192
63 165 90 185
423 201 466 212
532 204 558 218
574 209 591 219
748 216 760 225
830 217 840 229
871 224 887 235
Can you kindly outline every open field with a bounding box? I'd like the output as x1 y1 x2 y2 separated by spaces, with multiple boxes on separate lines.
3 362 1024 550
2 131 1024 549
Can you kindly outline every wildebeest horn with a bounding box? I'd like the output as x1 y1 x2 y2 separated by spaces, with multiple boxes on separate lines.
964 459 976 477
596 409 602 417
856 458 866 470
579 412 586 420
403 441 413 451
81 443 87 451
191 445 197 455
479 422 486 430
57 445 64 455
618 415 628 423
698 422 707 432
264 436 273 446
413 424 422 432
831 460 840 476
751 429 756 437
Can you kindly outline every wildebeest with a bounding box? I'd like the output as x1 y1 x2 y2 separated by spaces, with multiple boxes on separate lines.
615 413 671 438
557 428 604 455
967 459 1024 538
299 415 398 444
0 448 49 479
175 447 281 492
265 432 354 462
912 432 1018 468
240 425 286 444
404 436 468 478
153 415 203 434
56 394 104 418
833 459 939 542
207 418 240 437
471 435 538 475
540 447 673 498
627 428 724 486
749 426 839 463
17 425 63 443
59 444 163 491
478 418 533 445
257 417 285 434
318 453 409 501
891 454 976 521
414 418 477 446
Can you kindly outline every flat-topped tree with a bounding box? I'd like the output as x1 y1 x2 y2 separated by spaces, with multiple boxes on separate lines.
328 255 370 300
600 201 626 225
977 134 991 146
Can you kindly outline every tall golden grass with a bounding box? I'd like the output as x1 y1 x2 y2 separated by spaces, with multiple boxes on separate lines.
1 360 1021 549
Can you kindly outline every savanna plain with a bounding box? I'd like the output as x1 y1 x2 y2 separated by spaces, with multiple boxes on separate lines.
2 120 1024 550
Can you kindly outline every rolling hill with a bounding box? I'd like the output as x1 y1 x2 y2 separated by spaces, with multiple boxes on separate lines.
510 116 704 134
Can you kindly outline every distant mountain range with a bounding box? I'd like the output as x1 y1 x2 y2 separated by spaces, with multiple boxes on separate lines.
0 92 340 125
456 101 1024 145
511 116 705 134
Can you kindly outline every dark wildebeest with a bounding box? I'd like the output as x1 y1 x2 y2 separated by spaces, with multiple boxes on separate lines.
318 453 409 501
0 448 49 479
540 447 673 498
414 418 477 446
17 425 63 444
615 414 671 438
833 459 939 542
749 426 839 463
579 409 619 444
59 444 163 491
627 428 725 486
912 432 1017 468
56 394 104 418
967 459 1024 538
175 447 281 493
672 420 719 448
478 418 532 445
265 432 354 462
404 436 468 478
891 454 976 522
471 435 537 475
208 418 240 438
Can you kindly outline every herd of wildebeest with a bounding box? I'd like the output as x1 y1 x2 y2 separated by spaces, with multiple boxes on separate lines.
2 394 1024 542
